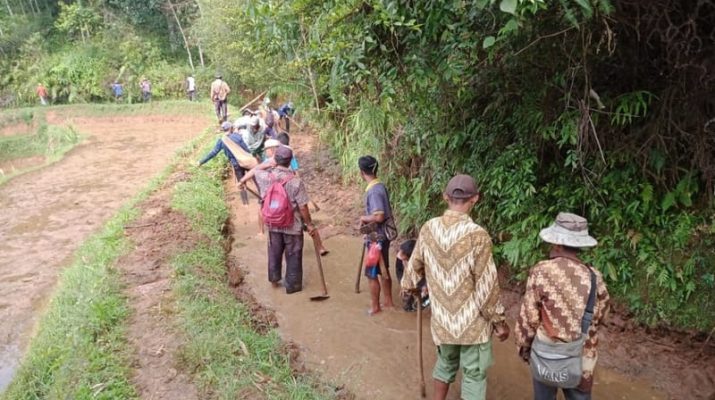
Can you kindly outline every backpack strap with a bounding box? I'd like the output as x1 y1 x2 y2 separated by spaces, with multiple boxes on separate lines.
580 265 597 334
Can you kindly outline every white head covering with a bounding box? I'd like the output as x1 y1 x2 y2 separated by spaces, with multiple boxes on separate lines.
539 212 598 248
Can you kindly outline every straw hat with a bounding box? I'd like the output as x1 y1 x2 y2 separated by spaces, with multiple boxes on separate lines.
539 212 598 248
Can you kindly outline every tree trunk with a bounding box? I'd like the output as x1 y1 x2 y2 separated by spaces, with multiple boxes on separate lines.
167 0 194 72
194 0 205 67
197 40 205 67
3 0 13 17
17 0 27 15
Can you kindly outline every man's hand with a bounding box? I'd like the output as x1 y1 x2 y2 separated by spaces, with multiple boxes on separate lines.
518 346 530 364
305 222 316 236
494 321 510 342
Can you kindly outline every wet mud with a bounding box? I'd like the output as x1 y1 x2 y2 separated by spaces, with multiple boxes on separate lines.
0 111 209 391
226 132 712 399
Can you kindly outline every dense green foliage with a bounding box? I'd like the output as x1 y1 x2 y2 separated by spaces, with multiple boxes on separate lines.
195 0 714 330
0 0 209 106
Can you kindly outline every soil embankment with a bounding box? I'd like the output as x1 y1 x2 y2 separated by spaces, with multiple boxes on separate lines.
227 131 714 399
0 111 208 391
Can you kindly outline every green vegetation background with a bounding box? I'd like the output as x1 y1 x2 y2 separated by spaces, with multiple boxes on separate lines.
1 0 713 331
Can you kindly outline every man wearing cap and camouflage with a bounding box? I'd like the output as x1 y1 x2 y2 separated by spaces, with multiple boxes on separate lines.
249 146 317 294
516 212 610 400
402 174 509 400
210 74 231 124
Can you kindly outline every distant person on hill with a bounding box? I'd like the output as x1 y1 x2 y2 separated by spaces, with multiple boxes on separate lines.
36 83 48 106
210 74 231 124
140 78 152 102
197 121 253 204
401 174 509 400
516 213 610 400
111 81 123 103
186 74 196 101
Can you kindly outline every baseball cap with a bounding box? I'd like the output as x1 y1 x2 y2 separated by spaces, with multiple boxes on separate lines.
444 174 479 199
220 121 233 131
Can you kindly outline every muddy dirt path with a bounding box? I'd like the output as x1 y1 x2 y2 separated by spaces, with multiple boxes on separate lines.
118 172 201 400
227 133 713 399
0 112 209 391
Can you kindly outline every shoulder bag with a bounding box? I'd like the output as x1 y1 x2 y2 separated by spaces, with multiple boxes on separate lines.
529 265 597 389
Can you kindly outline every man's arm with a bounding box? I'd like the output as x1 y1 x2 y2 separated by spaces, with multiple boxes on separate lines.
197 138 224 166
238 160 274 188
360 187 387 224
516 267 541 360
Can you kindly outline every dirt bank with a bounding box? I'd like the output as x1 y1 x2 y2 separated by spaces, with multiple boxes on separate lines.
0 110 209 391
117 172 201 400
227 131 714 399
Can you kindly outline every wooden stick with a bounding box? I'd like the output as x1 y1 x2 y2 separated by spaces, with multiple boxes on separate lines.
239 90 268 113
416 293 426 398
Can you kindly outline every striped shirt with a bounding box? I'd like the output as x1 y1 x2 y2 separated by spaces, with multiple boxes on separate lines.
403 210 505 345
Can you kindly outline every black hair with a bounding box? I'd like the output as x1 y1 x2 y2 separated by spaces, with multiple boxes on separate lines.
447 196 471 205
277 132 290 146
275 156 291 167
358 155 379 175
400 239 417 258
563 245 582 253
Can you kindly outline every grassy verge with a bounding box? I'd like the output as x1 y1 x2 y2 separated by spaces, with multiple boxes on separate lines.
0 127 212 400
169 148 336 399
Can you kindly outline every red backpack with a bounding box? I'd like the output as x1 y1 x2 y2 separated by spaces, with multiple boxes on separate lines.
261 173 295 228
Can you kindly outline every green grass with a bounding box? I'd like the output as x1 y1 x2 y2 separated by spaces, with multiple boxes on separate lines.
169 147 336 399
0 125 212 400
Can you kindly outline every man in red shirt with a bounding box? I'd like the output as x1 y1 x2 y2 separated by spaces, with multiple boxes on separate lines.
36 83 48 106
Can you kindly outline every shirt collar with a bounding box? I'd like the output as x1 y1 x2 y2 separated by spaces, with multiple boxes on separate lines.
443 209 471 219
365 178 382 193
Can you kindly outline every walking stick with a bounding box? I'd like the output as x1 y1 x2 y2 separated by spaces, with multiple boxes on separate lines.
355 243 365 293
244 186 264 235
415 293 426 398
238 90 268 113
309 232 330 301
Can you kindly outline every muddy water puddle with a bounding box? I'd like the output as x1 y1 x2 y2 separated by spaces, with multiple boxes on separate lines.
228 200 665 400
0 112 209 391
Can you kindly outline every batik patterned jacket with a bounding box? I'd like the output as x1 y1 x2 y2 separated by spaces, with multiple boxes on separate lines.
402 210 505 345
516 256 610 391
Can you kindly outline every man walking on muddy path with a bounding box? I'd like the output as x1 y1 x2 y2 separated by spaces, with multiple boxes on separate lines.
197 121 252 204
516 212 610 400
401 174 509 400
358 156 395 315
210 74 231 124
251 146 317 294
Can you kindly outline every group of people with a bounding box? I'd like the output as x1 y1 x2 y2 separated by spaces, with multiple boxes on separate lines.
358 163 610 400
196 92 610 400
109 78 152 103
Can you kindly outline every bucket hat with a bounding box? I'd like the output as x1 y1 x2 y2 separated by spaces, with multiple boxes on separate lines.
539 212 598 248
